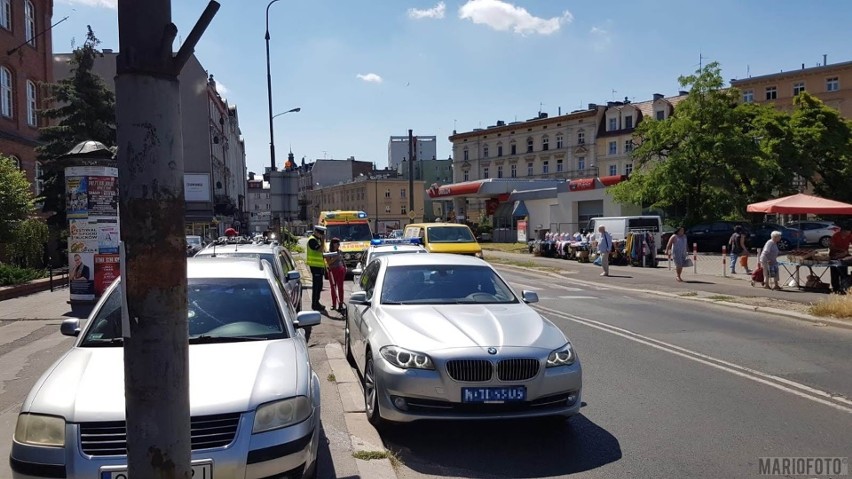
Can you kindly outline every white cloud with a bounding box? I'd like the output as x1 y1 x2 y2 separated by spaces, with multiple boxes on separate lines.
458 0 572 36
356 73 383 84
57 0 117 8
590 25 612 50
408 2 446 19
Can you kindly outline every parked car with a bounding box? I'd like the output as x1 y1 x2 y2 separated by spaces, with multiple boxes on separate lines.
403 223 483 257
352 238 428 285
186 235 204 256
10 257 322 479
685 221 751 252
786 221 840 247
345 253 582 428
750 223 805 251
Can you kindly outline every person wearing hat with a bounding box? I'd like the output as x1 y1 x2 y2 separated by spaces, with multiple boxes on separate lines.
828 222 852 294
307 225 328 310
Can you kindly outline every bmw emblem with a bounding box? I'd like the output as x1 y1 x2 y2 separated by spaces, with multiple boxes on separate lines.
487 347 497 355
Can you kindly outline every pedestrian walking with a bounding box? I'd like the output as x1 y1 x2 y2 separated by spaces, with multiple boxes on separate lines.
594 225 613 276
306 225 327 311
739 230 753 274
665 226 689 282
828 222 852 294
758 231 783 290
728 225 747 274
323 238 347 311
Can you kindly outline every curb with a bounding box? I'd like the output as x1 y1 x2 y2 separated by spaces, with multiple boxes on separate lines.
0 276 65 302
493 263 852 331
325 343 398 479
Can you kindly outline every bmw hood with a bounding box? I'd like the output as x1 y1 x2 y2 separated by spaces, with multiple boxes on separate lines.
22 340 302 423
378 303 567 352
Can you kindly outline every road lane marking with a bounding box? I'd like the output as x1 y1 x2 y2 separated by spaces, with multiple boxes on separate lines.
557 296 598 299
510 282 541 291
533 304 852 415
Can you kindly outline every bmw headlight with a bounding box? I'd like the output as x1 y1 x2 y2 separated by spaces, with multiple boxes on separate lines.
380 345 435 370
252 397 312 434
14 414 65 447
546 343 576 367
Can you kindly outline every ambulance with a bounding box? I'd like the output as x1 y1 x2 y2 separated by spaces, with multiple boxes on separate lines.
317 210 374 270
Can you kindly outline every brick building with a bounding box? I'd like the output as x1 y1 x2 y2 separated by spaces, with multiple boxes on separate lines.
0 0 53 194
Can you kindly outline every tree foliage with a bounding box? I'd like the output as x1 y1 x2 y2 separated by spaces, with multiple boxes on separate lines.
36 26 116 228
7 218 49 268
0 155 37 239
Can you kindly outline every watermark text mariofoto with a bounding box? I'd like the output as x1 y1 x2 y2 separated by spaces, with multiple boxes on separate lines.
759 457 848 476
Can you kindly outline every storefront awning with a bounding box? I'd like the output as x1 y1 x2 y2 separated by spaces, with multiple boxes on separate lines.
512 200 529 217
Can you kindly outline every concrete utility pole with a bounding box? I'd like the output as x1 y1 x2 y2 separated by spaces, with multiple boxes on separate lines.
115 1 218 477
408 129 415 214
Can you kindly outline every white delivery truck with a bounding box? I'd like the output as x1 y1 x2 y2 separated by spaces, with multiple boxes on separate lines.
587 216 664 252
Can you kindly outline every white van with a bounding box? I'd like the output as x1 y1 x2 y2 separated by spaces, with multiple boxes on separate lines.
587 216 664 252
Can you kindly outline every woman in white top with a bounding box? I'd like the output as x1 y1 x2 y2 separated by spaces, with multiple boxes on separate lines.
758 231 783 290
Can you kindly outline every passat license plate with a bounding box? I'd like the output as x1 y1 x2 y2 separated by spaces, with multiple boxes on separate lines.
462 386 526 403
101 463 212 479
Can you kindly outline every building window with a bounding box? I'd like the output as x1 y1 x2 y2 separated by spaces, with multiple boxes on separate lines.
827 77 840 92
793 82 805 96
385 205 391 213
497 165 503 178
556 159 563 172
463 147 469 161
542 161 549 174
527 162 533 176
497 142 503 157
542 136 549 151
743 90 754 103
625 139 633 153
577 130 585 145
509 141 516 155
483 167 489 179
608 118 617 131
526 137 533 153
25 1 36 47
624 115 633 129
608 141 617 155
400 188 406 199
10 155 20 169
26 80 37 126
556 134 563 149
1 66 12 117
463 170 469 181
35 161 43 195
510 164 517 178
765 86 777 100
401 205 406 215
625 162 633 175
483 144 489 158
0 0 10 30
578 157 585 170
655 110 665 120
609 164 617 176
385 188 391 198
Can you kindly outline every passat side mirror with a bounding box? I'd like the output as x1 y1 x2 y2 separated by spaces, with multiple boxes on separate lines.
294 311 321 328
60 318 81 337
349 291 369 305
522 290 539 304
286 270 301 282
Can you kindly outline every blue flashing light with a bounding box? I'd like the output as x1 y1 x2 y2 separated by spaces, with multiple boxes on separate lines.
370 238 422 246
370 238 383 245
357 211 368 218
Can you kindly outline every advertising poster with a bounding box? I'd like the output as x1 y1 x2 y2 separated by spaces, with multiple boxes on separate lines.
94 254 120 297
97 221 119 254
87 176 118 217
66 176 89 219
68 219 99 254
69 251 95 300
517 220 528 242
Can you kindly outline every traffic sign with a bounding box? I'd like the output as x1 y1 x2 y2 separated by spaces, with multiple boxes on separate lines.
408 210 416 220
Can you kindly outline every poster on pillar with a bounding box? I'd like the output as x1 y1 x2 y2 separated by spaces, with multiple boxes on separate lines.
517 220 528 242
66 165 121 302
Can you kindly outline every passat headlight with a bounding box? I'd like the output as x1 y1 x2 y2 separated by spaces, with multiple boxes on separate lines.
252 397 312 434
546 343 576 367
380 345 435 370
475 252 484 259
14 413 65 447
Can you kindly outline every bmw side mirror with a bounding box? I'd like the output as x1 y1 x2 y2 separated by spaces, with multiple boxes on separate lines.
294 311 321 329
286 270 301 282
522 290 539 304
349 291 369 305
60 318 81 337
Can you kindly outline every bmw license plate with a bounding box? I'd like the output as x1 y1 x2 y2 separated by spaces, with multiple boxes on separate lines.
462 386 526 403
101 463 212 479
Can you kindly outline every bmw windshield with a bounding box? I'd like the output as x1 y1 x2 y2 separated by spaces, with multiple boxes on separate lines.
381 264 517 305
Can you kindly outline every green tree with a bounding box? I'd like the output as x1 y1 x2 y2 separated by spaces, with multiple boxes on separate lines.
36 26 115 228
787 92 852 202
0 155 37 239
609 62 781 226
7 218 49 268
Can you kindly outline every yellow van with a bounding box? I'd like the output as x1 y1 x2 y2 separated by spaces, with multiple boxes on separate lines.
403 223 483 257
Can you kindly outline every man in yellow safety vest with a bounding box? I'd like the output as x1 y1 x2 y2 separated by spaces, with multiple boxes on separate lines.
306 225 327 311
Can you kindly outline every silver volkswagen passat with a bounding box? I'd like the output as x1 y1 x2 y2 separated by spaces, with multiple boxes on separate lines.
10 257 321 479
345 254 582 427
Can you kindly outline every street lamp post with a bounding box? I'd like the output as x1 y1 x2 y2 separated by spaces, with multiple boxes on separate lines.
265 0 282 171
273 107 301 121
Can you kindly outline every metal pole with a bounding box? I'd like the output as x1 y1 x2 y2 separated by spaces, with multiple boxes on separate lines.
265 0 281 171
374 177 379 233
408 129 414 217
116 1 218 476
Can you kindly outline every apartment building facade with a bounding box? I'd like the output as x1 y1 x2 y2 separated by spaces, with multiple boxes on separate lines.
0 0 53 194
246 172 271 233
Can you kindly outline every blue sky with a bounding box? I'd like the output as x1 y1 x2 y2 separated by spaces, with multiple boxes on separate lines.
51 0 852 176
